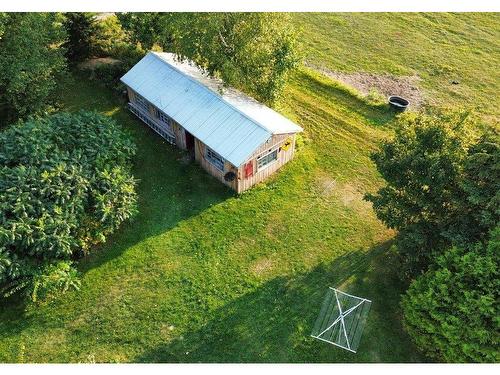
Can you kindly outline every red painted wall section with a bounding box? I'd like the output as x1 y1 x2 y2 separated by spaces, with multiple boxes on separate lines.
244 161 254 178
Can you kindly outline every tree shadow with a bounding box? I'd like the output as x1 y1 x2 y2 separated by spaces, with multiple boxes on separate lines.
135 241 425 363
292 69 398 127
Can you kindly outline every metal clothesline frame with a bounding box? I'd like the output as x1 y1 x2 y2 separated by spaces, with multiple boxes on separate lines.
311 287 372 353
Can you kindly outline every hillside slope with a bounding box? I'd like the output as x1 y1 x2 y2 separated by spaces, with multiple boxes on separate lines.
295 13 500 122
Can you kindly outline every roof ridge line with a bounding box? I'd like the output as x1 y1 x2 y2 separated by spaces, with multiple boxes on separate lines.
150 52 275 137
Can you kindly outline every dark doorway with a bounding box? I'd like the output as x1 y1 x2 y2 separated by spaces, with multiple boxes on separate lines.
185 131 195 150
185 131 195 157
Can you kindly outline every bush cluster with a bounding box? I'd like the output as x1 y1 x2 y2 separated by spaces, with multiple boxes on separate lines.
87 43 145 93
367 109 499 361
402 228 499 362
0 111 137 302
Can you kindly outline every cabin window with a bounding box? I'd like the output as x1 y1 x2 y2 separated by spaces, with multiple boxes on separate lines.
135 93 149 112
257 148 278 170
155 108 173 128
206 147 225 172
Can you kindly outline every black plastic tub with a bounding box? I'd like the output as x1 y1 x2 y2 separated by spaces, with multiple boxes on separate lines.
388 96 409 111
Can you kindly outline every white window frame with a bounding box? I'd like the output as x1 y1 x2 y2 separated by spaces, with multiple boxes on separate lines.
206 147 225 172
256 147 279 171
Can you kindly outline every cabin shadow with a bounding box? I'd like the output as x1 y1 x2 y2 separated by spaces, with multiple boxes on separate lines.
135 241 423 363
0 111 234 322
0 74 233 323
78 105 235 273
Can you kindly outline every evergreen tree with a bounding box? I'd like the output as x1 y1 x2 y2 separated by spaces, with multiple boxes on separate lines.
402 228 500 362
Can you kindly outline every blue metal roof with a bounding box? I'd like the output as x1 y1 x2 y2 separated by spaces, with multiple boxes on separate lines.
121 52 302 167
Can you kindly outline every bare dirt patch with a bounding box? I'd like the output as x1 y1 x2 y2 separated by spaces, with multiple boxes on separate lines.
307 63 424 108
250 257 274 277
314 175 371 213
78 57 121 71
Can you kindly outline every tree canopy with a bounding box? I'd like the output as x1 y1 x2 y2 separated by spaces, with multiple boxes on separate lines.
62 12 97 63
365 110 499 276
118 12 301 105
0 13 67 122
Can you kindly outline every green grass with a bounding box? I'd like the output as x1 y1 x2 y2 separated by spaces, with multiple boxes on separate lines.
0 67 422 362
8 12 497 362
294 13 500 123
2 13 495 363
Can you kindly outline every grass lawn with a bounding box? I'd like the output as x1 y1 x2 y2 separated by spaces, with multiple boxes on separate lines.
0 66 423 362
8 12 498 362
294 13 500 123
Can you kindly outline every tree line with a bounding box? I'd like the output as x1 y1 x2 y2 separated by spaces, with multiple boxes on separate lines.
0 12 300 124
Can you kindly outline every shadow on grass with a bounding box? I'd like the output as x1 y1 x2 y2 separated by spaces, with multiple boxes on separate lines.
79 118 233 273
292 69 398 127
60 73 235 272
135 241 424 363
0 75 236 356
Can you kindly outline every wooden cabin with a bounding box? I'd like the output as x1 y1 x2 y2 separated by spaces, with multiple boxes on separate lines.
120 52 303 193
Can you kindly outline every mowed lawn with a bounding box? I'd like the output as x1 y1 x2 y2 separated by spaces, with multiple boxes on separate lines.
294 13 500 122
5 12 497 363
0 67 422 362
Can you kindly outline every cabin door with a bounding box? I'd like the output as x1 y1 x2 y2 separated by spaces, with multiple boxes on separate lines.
185 131 195 156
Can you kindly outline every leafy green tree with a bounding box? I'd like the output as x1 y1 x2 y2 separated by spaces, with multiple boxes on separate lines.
92 14 128 57
117 12 164 50
0 13 67 121
63 12 97 63
401 228 500 362
118 12 301 105
0 111 137 302
366 110 476 273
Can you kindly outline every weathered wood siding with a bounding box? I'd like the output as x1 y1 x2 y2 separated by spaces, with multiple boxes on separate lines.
127 87 135 102
127 87 186 148
126 85 297 194
194 139 238 191
172 122 187 149
236 133 296 193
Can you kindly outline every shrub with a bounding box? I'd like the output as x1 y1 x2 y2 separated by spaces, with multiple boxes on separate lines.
401 228 500 362
0 111 137 301
84 43 145 92
92 14 128 57
2 260 81 303
89 62 127 90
